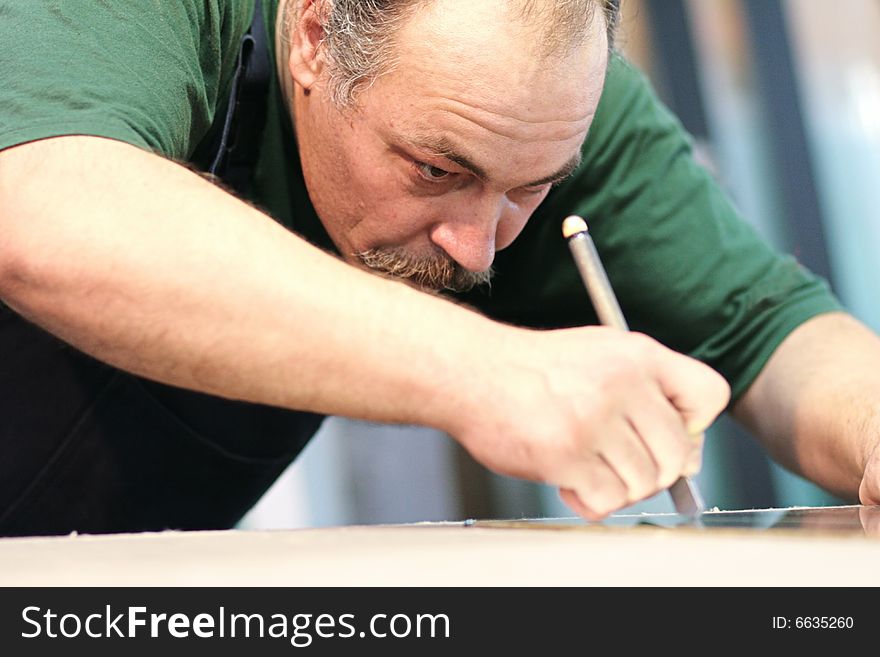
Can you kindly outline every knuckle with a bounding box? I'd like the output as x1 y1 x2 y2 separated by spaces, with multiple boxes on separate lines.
556 429 594 465
629 332 664 364
700 369 731 414
581 496 615 518
628 478 659 503
588 484 629 516
650 434 690 480
602 358 645 395
657 470 679 490
628 331 657 351
615 459 659 502
656 455 684 488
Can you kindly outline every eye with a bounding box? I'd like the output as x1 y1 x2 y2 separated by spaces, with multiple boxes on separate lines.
414 161 453 182
520 183 552 195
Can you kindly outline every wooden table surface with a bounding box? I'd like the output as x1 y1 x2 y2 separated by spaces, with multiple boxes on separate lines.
1 506 878 586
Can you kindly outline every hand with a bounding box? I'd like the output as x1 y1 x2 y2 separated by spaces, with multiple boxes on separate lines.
450 326 730 520
859 438 880 506
859 505 880 536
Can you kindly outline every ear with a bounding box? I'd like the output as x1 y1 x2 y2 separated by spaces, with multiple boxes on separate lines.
287 0 327 93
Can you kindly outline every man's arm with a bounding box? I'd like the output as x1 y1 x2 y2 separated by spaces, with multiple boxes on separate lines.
0 136 487 428
732 311 880 504
0 135 728 518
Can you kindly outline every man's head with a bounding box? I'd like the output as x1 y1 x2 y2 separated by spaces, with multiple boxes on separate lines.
281 0 614 292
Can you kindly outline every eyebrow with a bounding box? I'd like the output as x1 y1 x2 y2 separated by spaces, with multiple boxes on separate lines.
405 134 583 188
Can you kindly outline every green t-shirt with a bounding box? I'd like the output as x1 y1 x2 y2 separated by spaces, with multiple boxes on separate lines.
0 0 842 401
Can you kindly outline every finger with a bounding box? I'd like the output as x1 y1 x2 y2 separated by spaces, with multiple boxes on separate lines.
628 387 693 488
559 487 594 519
597 418 660 503
564 455 629 520
859 444 880 506
560 484 623 522
859 474 880 506
858 506 880 537
649 345 730 434
683 432 705 477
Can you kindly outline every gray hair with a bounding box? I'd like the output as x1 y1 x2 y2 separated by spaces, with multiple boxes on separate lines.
285 0 620 108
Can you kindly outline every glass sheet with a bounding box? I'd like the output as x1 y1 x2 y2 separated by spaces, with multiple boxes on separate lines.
466 505 880 536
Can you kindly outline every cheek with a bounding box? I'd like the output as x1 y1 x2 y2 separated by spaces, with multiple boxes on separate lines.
349 190 446 248
340 153 446 247
322 134 416 234
496 192 547 250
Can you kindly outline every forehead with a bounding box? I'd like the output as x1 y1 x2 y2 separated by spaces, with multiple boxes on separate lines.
365 0 608 147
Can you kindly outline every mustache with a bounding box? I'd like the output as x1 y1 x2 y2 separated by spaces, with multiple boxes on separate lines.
355 247 494 293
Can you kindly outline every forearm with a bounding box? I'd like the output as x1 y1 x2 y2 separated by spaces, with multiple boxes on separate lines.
0 136 493 430
732 312 878 500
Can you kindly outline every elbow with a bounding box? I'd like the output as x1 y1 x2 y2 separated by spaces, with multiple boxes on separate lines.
0 171 64 312
0 192 58 315
0 227 34 312
0 154 36 307
0 199 21 302
0 138 109 315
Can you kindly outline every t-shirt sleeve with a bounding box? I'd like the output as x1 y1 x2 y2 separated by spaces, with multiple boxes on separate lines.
0 0 250 160
474 53 844 402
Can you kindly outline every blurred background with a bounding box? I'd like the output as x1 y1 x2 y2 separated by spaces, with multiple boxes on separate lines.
241 0 880 529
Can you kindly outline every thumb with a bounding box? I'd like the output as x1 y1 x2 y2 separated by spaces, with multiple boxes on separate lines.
653 348 730 434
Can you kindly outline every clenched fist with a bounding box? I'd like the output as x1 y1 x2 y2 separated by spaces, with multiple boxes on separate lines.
447 325 730 519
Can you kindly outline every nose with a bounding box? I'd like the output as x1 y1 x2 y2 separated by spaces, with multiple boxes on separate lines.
429 194 514 272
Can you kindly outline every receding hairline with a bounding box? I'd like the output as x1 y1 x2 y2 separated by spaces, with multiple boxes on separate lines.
284 0 619 107
285 0 618 47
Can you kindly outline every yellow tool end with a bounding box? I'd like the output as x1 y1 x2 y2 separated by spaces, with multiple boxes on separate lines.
561 215 588 239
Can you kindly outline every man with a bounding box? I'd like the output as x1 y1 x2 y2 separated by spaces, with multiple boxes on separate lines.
0 0 877 537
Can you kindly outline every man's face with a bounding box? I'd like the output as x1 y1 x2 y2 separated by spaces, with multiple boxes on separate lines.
293 0 608 291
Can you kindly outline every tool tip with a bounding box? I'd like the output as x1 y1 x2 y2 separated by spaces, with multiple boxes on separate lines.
561 215 588 239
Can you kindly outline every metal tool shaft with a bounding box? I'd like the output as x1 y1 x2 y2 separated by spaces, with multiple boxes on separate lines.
565 225 705 520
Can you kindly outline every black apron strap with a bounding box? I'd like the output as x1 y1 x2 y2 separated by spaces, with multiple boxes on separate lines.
193 0 271 198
